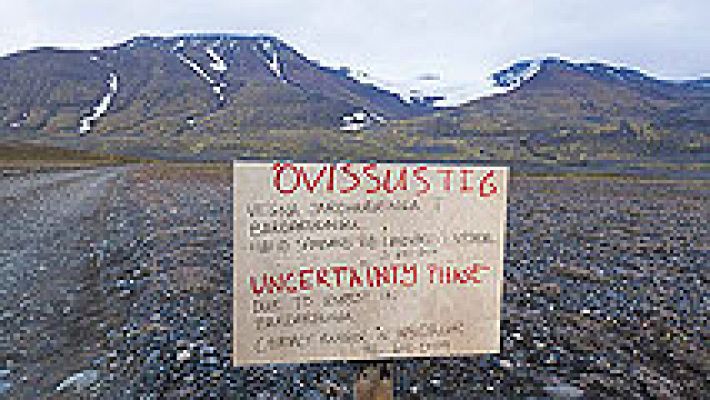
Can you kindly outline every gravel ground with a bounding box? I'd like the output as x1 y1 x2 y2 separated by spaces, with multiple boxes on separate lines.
1 165 707 399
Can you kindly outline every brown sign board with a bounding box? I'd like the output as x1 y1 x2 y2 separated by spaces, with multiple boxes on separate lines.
233 162 507 365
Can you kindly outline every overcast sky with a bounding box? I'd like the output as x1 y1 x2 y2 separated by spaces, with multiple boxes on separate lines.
1 0 708 104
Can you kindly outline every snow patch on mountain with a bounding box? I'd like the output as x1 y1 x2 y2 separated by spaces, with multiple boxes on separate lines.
258 40 286 82
490 60 542 89
206 47 227 72
79 72 118 134
173 39 185 51
174 42 227 101
340 110 385 131
176 53 215 85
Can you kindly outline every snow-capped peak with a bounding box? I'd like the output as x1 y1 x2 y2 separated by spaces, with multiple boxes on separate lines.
490 56 674 91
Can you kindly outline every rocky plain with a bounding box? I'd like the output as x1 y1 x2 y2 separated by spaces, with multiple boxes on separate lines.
0 164 707 399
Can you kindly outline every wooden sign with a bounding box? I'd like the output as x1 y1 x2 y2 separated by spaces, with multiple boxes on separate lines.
233 162 507 365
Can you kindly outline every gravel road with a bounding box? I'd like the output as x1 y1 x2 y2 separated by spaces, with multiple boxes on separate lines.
1 166 132 398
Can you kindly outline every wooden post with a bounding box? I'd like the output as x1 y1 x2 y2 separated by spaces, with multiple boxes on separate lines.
353 362 393 400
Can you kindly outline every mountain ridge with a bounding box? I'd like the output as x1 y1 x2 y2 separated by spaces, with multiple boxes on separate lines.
490 57 710 92
0 34 434 136
0 34 707 166
379 55 708 165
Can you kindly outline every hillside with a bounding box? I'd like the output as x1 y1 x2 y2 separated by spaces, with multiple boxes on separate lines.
383 58 709 163
0 34 431 137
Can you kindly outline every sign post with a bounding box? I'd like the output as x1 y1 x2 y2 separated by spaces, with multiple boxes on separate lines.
233 162 507 368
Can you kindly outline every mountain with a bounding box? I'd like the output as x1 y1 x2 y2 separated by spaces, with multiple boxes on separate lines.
0 34 432 137
0 38 707 167
385 57 709 163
